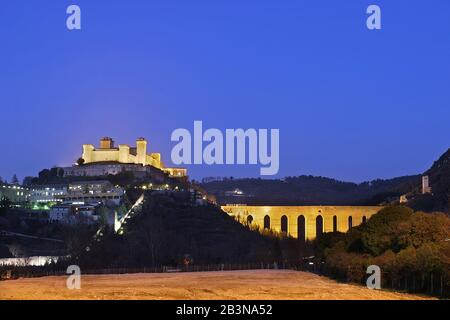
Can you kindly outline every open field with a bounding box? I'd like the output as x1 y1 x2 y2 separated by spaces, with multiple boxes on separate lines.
0 270 433 300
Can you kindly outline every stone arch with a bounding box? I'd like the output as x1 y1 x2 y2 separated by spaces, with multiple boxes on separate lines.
333 215 338 232
247 215 253 225
264 215 271 229
281 215 288 234
316 215 324 237
297 215 306 241
348 216 353 230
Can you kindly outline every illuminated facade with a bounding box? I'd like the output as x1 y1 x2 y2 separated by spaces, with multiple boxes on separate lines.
222 205 383 241
29 185 67 204
80 137 187 178
58 180 124 205
0 184 30 203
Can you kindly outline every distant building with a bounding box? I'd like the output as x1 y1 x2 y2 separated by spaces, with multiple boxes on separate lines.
49 202 101 224
0 184 30 203
57 180 124 206
399 194 410 204
29 185 67 204
422 176 432 194
224 189 245 196
66 137 187 178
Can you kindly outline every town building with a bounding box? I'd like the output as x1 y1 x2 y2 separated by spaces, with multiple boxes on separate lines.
57 180 124 206
0 184 30 203
29 185 67 204
49 202 101 224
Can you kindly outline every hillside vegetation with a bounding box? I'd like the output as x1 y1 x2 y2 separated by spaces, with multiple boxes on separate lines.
76 192 310 268
201 175 420 206
410 148 450 212
315 206 450 297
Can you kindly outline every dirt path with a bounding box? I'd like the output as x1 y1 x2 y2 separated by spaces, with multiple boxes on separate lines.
0 270 432 300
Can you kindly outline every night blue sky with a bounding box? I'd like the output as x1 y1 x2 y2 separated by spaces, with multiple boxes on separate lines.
0 0 449 182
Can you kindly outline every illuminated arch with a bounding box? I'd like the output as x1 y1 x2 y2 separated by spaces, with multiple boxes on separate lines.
264 215 271 229
297 215 306 241
316 215 324 237
281 215 288 234
333 215 338 232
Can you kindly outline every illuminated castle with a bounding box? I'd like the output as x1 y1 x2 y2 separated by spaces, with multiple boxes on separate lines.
65 137 186 178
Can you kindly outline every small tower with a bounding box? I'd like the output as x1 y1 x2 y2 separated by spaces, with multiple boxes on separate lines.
100 137 115 149
82 144 95 163
136 138 148 166
118 144 130 163
422 176 432 194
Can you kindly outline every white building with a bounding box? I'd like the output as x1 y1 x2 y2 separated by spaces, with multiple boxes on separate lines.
0 184 30 203
29 185 67 204
57 180 124 206
49 203 100 224
422 176 432 194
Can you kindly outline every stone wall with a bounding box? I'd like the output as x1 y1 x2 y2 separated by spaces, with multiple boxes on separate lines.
222 205 383 240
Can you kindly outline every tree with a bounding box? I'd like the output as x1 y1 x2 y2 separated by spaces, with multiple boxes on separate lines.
76 158 85 166
22 176 35 186
0 196 12 217
361 206 414 255
38 169 51 181
397 212 450 249
11 174 19 185
50 167 59 177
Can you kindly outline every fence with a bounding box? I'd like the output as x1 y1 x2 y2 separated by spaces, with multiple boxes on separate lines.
0 262 299 281
315 264 449 299
379 272 449 298
2 262 447 298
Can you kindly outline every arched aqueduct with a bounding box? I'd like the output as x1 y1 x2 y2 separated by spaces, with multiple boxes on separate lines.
221 205 383 241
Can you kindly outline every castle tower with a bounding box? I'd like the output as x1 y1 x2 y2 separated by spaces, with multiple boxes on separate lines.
82 144 95 163
119 144 130 163
422 176 432 194
136 138 147 166
151 153 162 168
100 137 114 149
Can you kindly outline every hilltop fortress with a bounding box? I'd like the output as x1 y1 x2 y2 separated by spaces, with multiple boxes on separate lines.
64 137 187 179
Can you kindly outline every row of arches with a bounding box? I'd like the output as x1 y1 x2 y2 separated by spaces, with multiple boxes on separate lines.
247 214 368 240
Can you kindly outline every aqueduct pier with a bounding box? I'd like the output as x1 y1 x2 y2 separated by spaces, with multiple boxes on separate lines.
221 205 384 241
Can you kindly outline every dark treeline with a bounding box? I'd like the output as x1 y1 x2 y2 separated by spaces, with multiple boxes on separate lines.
201 175 420 206
314 206 450 297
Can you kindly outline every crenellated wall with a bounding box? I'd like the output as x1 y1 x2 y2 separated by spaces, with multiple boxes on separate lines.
79 137 187 178
221 205 383 240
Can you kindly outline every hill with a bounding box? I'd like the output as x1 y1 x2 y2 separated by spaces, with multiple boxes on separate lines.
200 175 420 206
76 192 309 268
409 148 450 212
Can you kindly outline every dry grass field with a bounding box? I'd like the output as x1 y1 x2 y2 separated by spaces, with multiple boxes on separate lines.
0 270 433 300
